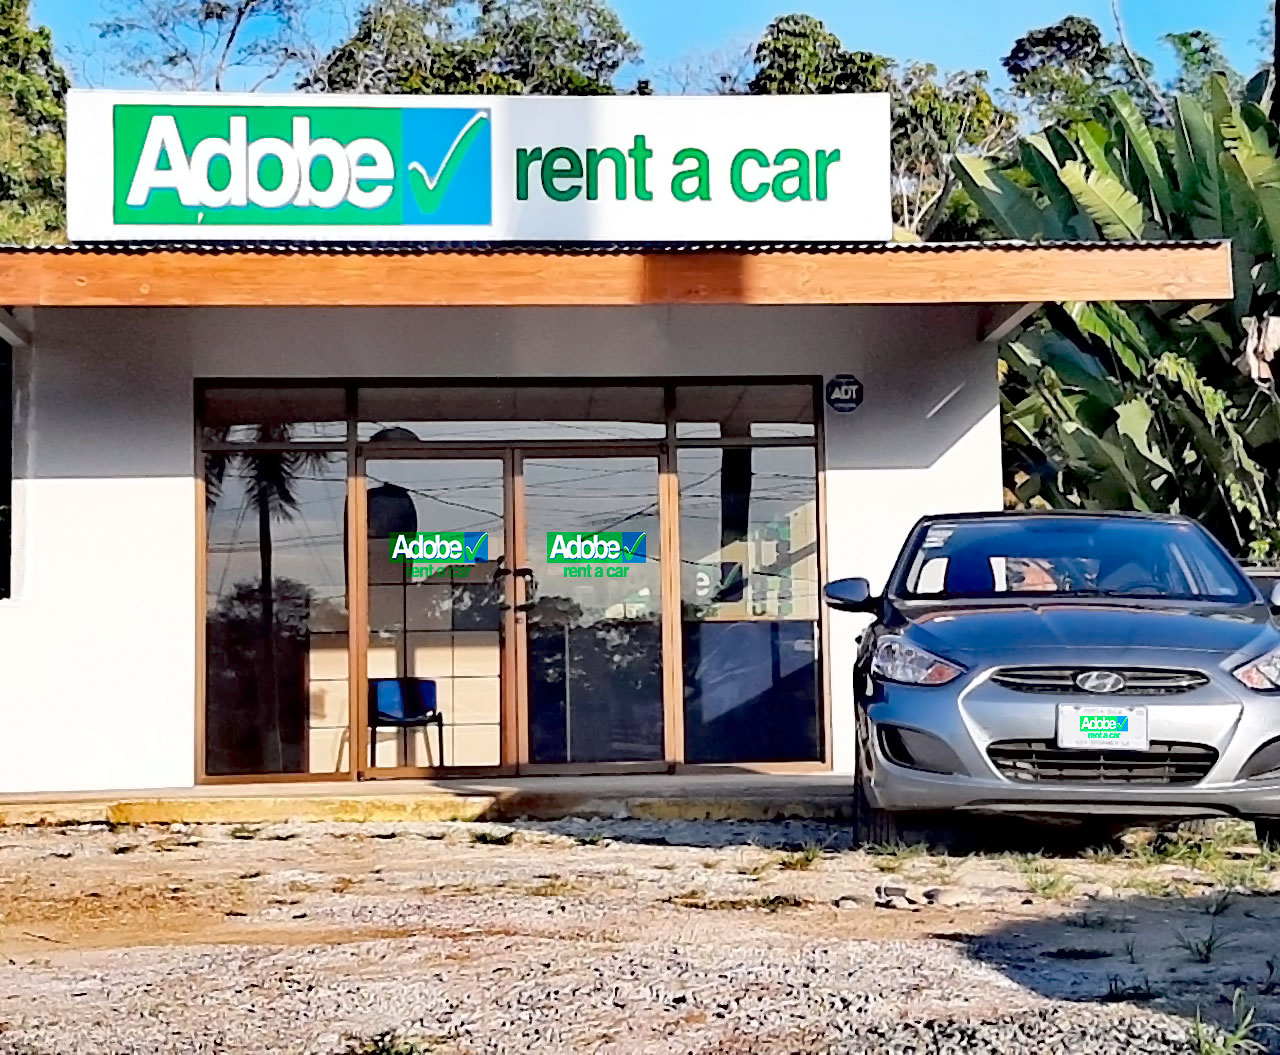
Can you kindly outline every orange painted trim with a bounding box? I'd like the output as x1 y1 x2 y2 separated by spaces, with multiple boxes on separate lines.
0 243 1233 306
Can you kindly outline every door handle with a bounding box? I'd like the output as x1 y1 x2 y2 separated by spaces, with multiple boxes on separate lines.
513 566 538 612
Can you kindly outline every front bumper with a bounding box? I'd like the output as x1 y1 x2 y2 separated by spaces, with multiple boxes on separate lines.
864 665 1280 819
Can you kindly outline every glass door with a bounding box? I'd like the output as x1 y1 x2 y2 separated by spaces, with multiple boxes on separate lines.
358 454 514 777
516 452 666 769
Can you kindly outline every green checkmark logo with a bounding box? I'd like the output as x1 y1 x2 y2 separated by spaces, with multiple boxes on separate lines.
622 532 646 561
407 112 489 215
465 532 488 562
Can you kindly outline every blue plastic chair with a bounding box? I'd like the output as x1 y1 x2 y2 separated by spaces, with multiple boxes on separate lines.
368 678 445 766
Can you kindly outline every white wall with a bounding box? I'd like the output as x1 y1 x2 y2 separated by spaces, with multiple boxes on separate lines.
0 303 1000 793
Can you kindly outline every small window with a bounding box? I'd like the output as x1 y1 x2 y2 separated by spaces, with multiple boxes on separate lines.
675 383 816 439
202 387 347 444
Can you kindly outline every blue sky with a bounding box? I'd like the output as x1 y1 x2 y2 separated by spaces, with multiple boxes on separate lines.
33 0 1269 92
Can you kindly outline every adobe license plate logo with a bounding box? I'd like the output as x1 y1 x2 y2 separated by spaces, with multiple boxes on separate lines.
1079 714 1129 740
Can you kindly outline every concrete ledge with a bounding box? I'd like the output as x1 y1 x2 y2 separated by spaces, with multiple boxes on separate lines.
0 779 854 826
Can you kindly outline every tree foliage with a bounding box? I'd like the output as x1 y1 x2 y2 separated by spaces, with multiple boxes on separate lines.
747 14 887 96
91 0 328 91
0 0 67 243
955 74 1280 557
307 0 638 95
1003 15 1158 128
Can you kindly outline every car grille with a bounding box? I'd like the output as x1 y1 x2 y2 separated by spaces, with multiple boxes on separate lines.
987 740 1218 785
990 667 1209 696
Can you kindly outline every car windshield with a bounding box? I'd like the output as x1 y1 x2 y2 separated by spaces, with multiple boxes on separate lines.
898 518 1255 603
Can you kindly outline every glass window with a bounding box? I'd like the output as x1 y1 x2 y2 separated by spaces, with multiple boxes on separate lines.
523 456 664 764
675 384 815 439
205 450 350 776
359 386 665 441
678 446 822 764
365 458 505 770
899 517 1254 603
202 387 347 444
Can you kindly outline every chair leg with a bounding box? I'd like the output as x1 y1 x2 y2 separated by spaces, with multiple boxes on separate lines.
435 717 446 768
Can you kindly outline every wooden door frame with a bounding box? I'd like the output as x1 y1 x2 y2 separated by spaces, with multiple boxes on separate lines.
355 446 519 781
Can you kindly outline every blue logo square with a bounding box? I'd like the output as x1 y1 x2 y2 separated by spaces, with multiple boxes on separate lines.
400 108 491 226
619 531 647 563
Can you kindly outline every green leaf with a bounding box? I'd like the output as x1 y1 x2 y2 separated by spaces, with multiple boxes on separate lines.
1074 120 1119 182
1064 301 1147 378
1245 69 1273 110
1107 89 1175 225
1114 399 1174 472
1020 136 1097 238
950 156 1067 239
1058 161 1149 240
1172 94 1224 238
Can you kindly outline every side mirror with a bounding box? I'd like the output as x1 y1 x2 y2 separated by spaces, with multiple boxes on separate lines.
823 577 877 613
1269 581 1280 614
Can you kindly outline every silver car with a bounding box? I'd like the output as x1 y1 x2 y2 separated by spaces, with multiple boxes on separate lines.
823 511 1280 845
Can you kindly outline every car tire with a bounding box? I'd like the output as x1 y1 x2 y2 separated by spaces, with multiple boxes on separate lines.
1255 817 1280 848
853 775 901 846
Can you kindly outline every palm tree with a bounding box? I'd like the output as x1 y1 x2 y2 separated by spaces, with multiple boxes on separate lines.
205 426 334 772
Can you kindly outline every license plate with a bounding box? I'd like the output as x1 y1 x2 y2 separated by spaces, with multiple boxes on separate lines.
1056 704 1149 751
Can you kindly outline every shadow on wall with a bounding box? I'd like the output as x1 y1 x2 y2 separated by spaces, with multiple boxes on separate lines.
820 302 999 474
26 299 997 480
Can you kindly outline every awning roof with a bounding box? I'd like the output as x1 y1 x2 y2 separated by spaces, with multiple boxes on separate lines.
0 239 1232 307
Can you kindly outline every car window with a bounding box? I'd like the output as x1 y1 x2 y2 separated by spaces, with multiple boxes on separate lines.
900 518 1252 603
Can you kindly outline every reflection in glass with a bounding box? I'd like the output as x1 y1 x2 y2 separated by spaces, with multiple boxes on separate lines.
205 450 349 776
365 459 505 769
679 447 822 763
524 457 663 764
201 387 347 444
358 386 665 441
674 383 816 439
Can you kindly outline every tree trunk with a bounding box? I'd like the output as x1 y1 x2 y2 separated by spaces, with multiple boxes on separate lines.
257 495 283 772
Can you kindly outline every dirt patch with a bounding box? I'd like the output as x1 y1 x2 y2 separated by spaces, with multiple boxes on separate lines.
0 819 1273 1053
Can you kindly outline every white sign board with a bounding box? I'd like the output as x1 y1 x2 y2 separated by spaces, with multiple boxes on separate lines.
66 90 891 243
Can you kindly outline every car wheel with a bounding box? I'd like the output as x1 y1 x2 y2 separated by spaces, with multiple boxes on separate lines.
853 775 901 847
1255 818 1280 849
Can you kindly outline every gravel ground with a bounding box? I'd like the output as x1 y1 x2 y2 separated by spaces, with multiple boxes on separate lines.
0 818 1273 1054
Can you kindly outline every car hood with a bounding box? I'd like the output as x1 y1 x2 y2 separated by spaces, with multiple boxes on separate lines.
889 599 1277 661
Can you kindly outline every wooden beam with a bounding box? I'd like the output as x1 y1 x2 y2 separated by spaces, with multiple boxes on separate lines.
0 307 30 347
0 242 1232 308
979 301 1043 343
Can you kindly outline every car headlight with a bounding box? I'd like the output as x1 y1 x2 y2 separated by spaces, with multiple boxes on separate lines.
871 635 964 685
1233 646 1280 691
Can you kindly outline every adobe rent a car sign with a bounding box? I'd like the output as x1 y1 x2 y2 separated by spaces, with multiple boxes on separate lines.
66 91 891 242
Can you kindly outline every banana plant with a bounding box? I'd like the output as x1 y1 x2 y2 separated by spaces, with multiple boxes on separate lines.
952 72 1280 558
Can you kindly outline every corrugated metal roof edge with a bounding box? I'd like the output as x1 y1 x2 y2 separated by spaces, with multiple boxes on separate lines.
0 239 1228 256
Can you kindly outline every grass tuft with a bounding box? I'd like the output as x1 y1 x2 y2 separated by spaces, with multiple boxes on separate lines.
866 840 925 872
779 843 825 871
1177 924 1233 964
341 1032 436 1055
665 891 808 912
1103 974 1156 1002
1015 859 1076 901
1190 990 1265 1055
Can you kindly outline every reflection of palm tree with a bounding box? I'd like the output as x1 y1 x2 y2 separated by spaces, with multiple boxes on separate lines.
205 426 334 772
